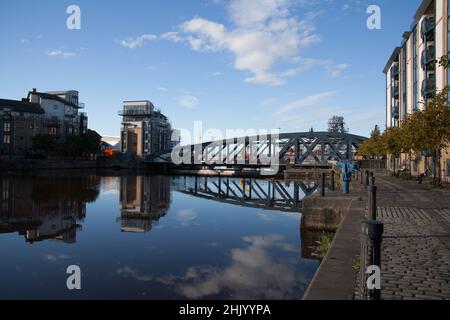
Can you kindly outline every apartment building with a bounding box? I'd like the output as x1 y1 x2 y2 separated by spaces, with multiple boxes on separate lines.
0 89 89 155
27 89 88 136
0 99 45 155
119 175 170 233
383 0 450 182
0 175 99 244
120 100 173 160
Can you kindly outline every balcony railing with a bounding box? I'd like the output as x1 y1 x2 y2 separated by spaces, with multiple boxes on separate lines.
392 105 400 119
421 46 435 70
118 110 152 117
421 78 436 98
392 85 399 98
421 16 435 40
390 65 399 78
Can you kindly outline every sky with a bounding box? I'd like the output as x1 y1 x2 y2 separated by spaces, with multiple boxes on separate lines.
0 0 422 139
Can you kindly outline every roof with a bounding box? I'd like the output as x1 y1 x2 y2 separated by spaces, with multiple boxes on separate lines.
45 90 78 95
0 99 45 114
414 0 433 21
27 91 80 108
383 47 401 74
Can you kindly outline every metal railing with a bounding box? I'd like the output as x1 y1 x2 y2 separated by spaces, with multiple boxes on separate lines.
359 171 384 300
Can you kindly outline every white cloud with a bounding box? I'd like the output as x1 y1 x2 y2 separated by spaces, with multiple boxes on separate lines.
115 234 307 299
177 95 199 109
46 50 76 58
161 31 183 43
158 86 168 91
273 91 337 117
19 38 29 44
327 63 349 78
43 254 72 262
259 97 278 107
210 71 223 76
163 0 322 85
118 34 157 49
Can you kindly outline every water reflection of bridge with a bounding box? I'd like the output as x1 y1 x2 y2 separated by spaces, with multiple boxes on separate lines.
172 176 320 212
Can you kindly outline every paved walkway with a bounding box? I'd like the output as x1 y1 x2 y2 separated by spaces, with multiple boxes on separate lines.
376 176 450 300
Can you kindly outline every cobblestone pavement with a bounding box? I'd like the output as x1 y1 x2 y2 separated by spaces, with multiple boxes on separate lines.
376 177 450 300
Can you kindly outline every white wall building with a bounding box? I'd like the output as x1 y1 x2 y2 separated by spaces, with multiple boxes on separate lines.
27 89 88 136
383 0 450 182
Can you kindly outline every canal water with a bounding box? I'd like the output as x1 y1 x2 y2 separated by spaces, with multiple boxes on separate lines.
0 173 321 300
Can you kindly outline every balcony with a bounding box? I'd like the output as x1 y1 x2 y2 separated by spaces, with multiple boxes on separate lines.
421 78 436 98
392 85 400 98
390 65 399 79
118 109 152 117
392 105 400 119
421 16 435 41
421 46 435 70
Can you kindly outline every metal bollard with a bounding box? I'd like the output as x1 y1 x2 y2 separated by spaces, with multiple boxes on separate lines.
368 185 378 220
321 172 326 197
331 170 335 191
371 176 376 186
365 170 370 190
360 220 384 301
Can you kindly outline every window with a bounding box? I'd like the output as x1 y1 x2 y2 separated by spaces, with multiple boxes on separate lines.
413 28 418 111
3 135 10 144
402 44 407 118
3 122 11 132
448 0 450 103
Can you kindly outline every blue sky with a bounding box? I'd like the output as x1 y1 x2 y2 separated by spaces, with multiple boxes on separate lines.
0 0 421 138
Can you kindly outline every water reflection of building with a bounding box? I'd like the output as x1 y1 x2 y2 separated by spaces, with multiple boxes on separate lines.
120 176 171 233
0 175 100 244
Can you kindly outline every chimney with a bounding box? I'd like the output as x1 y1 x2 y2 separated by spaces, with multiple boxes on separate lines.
32 88 37 93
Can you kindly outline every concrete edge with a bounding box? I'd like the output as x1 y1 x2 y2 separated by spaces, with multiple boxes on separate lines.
302 198 365 300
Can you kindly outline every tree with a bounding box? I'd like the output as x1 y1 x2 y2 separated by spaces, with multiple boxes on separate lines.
359 125 386 159
32 130 102 159
382 126 402 173
409 90 450 186
32 135 59 157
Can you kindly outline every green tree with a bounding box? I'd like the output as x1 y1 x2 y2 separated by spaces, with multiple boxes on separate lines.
359 125 386 159
409 91 450 186
382 126 402 173
32 135 59 157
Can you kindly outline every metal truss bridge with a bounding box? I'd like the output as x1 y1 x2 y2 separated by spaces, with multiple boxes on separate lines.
168 131 366 167
172 176 323 213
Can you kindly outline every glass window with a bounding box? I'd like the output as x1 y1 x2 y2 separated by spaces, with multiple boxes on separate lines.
3 135 10 144
402 45 407 117
3 122 11 132
448 0 450 101
413 28 418 111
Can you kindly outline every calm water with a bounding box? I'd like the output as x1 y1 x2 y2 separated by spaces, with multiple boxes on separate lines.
0 173 321 300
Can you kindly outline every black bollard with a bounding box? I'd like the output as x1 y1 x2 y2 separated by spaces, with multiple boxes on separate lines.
321 172 326 197
368 185 378 220
365 170 370 190
360 220 384 301
331 170 335 191
371 176 376 186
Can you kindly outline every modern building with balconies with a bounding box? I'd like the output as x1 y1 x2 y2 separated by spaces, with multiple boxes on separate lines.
383 0 450 182
27 89 88 136
119 100 173 160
